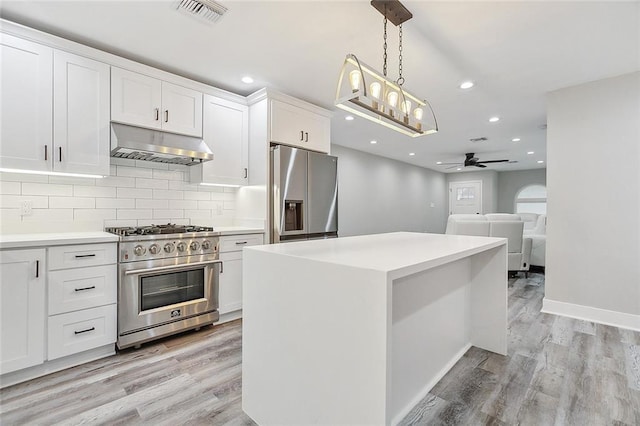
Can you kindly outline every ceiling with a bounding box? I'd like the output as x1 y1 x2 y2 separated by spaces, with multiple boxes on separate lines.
1 1 638 173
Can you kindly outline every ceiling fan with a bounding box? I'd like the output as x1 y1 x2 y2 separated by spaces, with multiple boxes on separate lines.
440 153 511 169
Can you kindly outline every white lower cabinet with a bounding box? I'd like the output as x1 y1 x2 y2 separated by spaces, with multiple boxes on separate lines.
47 243 117 360
218 233 264 317
0 249 46 375
47 305 116 360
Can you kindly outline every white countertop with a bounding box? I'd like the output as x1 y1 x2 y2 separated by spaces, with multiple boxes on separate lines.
0 232 119 249
247 232 505 278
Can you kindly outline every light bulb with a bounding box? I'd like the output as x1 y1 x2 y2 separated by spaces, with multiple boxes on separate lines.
401 100 412 115
413 107 424 131
349 70 361 92
387 91 398 107
370 82 382 99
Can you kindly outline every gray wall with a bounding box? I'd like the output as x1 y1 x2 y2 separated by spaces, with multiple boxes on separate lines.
446 170 498 214
546 72 640 317
496 169 547 213
332 145 447 236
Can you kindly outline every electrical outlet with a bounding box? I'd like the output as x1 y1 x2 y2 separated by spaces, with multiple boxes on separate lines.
20 200 33 216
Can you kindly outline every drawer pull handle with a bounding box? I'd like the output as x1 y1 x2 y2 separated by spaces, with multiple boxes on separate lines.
75 285 96 292
74 327 95 335
75 254 96 258
235 241 248 245
36 260 40 278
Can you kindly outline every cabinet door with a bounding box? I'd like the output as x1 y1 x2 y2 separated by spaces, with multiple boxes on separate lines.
195 95 248 185
111 67 162 130
218 251 242 315
0 249 46 374
0 34 52 172
161 81 203 137
270 99 330 153
54 51 110 176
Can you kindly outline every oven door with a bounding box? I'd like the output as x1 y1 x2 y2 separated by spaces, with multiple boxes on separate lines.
118 256 220 335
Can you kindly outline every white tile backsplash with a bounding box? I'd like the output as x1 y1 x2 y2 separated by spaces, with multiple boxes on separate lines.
0 162 238 232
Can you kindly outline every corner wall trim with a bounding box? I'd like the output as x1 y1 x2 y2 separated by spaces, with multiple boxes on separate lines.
542 298 640 332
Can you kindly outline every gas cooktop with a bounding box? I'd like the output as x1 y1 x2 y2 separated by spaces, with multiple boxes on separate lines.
106 223 215 237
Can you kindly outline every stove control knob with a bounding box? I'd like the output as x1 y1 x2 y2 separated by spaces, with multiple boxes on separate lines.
134 245 146 256
190 241 200 251
164 242 175 253
201 240 211 250
149 244 161 255
176 242 187 252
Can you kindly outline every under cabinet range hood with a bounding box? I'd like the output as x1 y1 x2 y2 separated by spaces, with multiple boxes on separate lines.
110 123 213 166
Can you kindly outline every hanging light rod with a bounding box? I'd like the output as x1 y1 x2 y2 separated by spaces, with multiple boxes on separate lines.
370 0 413 26
335 0 438 138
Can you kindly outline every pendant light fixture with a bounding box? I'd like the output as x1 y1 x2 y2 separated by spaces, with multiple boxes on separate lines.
335 0 438 137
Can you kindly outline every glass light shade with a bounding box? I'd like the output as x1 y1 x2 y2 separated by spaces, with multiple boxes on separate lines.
370 82 382 99
413 107 424 120
401 100 412 115
349 70 361 92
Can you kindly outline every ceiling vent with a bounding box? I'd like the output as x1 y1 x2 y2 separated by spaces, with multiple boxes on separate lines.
176 0 227 23
469 137 488 143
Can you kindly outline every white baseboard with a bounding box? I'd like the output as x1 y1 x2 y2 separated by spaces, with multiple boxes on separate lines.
218 309 242 324
542 298 640 332
390 343 472 426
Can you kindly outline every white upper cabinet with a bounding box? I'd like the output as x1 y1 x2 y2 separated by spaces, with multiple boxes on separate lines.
111 67 203 137
0 249 46 375
191 95 248 186
0 34 53 172
111 67 162 130
270 99 331 153
0 34 110 176
53 51 110 176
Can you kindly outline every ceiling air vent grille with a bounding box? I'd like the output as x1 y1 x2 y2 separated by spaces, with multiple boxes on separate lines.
176 0 227 23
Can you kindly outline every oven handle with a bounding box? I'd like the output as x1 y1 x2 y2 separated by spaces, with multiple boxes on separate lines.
123 260 223 276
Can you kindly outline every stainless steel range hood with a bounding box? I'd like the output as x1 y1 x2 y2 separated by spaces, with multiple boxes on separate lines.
110 123 213 166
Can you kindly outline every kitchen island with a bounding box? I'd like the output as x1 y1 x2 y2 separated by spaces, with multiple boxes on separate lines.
242 232 507 425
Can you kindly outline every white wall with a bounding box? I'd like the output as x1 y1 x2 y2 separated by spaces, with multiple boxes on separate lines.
0 158 238 234
332 145 447 236
497 169 547 213
545 72 640 328
446 170 498 214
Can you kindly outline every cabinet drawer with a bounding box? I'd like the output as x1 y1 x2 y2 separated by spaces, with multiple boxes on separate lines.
219 234 264 253
48 265 117 315
48 243 116 270
47 304 116 360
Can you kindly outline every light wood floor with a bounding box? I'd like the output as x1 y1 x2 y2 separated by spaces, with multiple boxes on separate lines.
2 273 639 425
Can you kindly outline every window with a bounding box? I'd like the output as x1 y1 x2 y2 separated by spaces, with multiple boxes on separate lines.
456 187 475 201
515 184 547 214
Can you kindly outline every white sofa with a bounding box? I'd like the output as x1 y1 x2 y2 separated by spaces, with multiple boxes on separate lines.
445 214 532 274
524 214 546 267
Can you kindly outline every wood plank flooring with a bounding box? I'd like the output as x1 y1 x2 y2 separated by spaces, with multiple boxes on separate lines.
2 273 639 425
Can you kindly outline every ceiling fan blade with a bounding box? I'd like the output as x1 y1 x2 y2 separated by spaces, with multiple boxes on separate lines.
438 162 463 165
476 159 509 164
475 164 487 168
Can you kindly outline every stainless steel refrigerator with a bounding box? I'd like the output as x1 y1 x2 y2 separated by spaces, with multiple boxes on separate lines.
270 145 338 243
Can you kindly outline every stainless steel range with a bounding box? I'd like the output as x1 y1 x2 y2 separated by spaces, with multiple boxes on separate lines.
106 224 222 349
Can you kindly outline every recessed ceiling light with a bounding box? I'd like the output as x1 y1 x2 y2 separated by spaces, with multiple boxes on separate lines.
456 167 462 171
345 115 354 121
370 140 377 144
489 116 500 123
436 161 442 165
459 81 474 90
537 160 544 164
241 76 254 84
512 138 521 142
409 152 416 156
527 151 534 155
